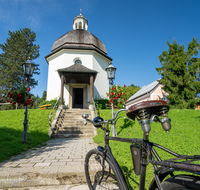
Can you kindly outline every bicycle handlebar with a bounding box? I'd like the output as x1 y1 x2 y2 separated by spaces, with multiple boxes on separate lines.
82 109 127 126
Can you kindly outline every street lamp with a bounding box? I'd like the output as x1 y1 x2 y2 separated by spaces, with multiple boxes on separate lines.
21 58 36 143
105 63 117 137
105 64 117 86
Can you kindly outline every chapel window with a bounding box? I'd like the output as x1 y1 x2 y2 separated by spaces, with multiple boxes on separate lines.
75 59 82 64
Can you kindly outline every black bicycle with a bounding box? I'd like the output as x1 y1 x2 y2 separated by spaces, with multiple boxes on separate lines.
82 100 200 190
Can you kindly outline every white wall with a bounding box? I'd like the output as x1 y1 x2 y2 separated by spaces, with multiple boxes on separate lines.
46 49 110 107
93 52 109 100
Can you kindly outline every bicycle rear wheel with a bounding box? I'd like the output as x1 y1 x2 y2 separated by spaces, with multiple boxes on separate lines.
85 149 123 190
159 175 200 190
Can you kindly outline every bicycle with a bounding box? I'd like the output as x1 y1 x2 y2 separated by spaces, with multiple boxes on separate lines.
82 100 200 190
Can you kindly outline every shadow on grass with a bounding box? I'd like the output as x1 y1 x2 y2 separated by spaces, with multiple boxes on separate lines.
121 165 139 190
0 126 50 162
117 119 135 136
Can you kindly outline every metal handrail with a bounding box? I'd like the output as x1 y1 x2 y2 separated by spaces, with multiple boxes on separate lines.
49 97 60 127
92 98 97 117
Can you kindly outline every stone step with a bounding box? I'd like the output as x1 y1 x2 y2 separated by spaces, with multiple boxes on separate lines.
63 109 91 113
52 108 94 139
56 123 94 128
61 126 93 129
57 128 94 133
51 133 94 138
59 115 90 119
56 130 94 135
56 120 86 124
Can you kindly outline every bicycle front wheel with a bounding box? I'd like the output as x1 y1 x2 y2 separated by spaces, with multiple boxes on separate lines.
85 149 123 190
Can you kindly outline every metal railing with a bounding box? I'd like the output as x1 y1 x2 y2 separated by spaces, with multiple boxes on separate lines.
49 97 60 127
92 98 98 117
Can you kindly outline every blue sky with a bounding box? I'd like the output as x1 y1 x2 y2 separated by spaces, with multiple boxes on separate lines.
0 0 200 97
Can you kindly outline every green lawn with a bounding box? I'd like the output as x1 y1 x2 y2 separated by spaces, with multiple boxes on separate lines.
0 109 54 162
94 109 200 189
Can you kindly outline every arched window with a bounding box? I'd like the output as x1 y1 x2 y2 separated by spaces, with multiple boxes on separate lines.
75 59 82 64
79 22 82 29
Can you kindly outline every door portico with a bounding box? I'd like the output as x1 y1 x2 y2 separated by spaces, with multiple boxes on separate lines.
58 62 97 109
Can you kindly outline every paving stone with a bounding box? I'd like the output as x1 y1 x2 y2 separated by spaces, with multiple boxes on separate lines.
73 159 85 162
67 162 82 165
18 163 35 167
34 162 51 167
58 159 73 162
50 162 67 166
43 160 58 163
0 138 97 189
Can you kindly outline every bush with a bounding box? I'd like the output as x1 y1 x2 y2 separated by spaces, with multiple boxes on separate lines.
94 98 109 109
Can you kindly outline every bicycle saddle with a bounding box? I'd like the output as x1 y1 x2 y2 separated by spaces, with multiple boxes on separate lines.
126 100 169 120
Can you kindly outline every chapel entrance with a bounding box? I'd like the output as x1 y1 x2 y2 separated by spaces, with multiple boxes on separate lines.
73 88 83 108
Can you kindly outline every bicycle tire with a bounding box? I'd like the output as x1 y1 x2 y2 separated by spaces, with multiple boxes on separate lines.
85 149 124 190
157 175 200 190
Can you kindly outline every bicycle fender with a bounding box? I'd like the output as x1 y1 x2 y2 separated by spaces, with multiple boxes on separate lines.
148 166 200 190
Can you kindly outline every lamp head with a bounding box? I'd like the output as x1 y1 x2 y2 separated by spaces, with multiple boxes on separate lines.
22 58 36 76
105 64 116 80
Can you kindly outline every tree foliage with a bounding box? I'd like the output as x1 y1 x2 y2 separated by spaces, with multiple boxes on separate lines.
0 28 40 103
123 84 140 100
156 38 200 109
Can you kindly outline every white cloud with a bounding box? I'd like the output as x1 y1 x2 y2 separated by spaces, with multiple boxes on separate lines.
0 0 62 30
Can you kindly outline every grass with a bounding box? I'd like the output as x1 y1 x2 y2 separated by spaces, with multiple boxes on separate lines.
93 109 200 189
0 109 54 162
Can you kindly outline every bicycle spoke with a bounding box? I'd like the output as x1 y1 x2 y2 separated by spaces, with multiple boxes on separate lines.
86 152 120 189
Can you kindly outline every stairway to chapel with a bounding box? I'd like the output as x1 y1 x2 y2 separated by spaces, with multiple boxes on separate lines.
51 109 95 138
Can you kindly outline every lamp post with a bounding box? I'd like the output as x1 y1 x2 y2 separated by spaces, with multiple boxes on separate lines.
21 58 35 143
105 64 117 137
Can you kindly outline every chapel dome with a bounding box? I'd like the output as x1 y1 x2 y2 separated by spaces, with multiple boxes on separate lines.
51 29 107 54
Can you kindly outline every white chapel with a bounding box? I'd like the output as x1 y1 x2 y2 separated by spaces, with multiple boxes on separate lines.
45 12 112 109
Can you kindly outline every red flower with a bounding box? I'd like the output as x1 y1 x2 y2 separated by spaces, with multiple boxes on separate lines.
28 87 31 91
123 85 126 88
110 99 113 102
123 93 126 95
114 87 116 90
7 92 11 96
112 88 114 90
120 102 122 104
108 101 110 104
114 97 117 100
112 92 114 95
7 100 10 102
120 92 122 95
31 104 33 107
109 93 110 95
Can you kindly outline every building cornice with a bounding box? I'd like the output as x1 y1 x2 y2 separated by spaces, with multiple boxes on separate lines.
45 46 112 64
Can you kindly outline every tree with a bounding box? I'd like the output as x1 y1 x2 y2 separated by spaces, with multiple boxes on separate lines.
0 28 40 103
123 84 140 100
41 90 47 101
156 38 200 109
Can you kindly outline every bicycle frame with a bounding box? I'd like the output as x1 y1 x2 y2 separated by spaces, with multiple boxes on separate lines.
82 104 200 190
100 122 200 190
